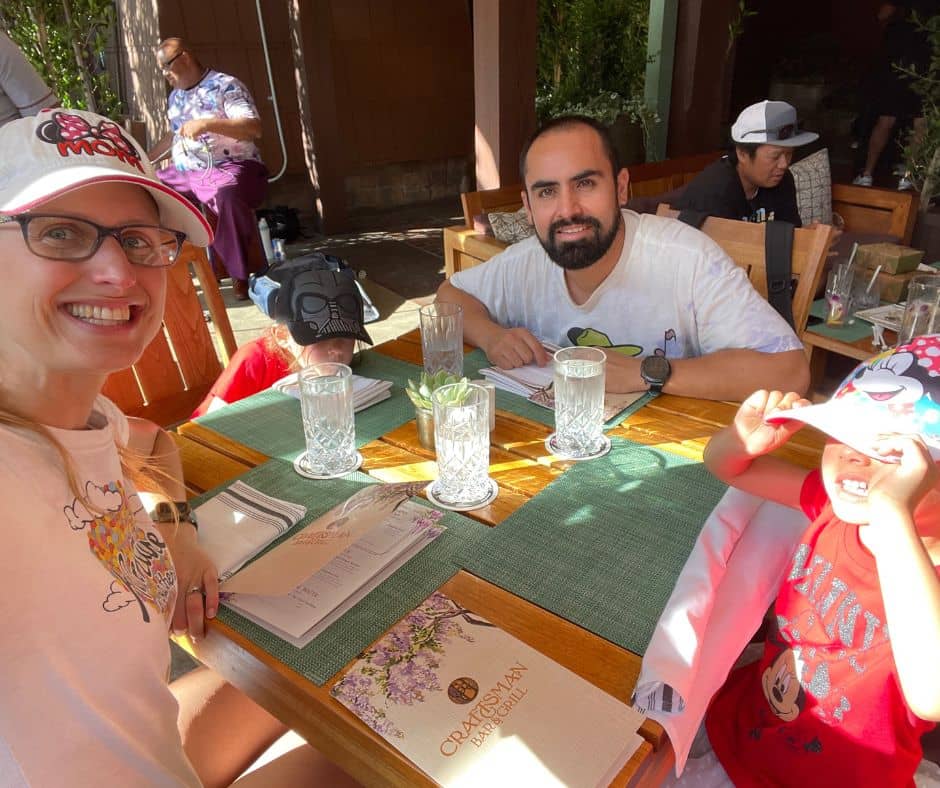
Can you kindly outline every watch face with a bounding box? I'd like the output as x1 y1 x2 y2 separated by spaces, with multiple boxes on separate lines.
641 355 671 383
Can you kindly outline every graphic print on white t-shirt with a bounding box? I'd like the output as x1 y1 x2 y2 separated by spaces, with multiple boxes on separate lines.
63 479 176 624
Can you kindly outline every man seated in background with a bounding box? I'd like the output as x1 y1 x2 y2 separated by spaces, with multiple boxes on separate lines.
436 115 809 401
675 99 818 225
148 37 268 300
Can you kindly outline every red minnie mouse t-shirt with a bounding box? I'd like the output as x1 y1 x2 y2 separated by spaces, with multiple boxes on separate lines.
705 470 938 787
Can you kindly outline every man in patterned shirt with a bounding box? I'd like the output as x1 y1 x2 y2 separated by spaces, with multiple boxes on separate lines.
149 38 268 299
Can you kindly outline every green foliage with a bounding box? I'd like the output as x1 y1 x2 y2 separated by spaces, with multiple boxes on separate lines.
727 0 758 57
406 371 469 410
536 0 653 123
900 12 940 208
0 0 121 116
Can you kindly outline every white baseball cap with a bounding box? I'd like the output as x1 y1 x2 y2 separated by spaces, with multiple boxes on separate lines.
731 100 819 148
0 108 211 246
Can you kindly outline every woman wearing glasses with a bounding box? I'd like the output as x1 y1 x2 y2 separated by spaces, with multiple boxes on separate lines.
0 109 356 786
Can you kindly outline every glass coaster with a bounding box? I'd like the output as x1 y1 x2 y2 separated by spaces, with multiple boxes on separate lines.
292 451 363 480
544 433 611 461
426 477 499 512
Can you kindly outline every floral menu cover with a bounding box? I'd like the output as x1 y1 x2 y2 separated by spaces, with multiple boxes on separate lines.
331 591 646 787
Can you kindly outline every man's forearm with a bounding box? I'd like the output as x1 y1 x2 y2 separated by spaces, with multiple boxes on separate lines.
147 131 173 163
203 116 262 140
605 348 808 400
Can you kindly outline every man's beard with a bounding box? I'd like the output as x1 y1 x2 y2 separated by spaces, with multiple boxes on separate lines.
537 212 622 270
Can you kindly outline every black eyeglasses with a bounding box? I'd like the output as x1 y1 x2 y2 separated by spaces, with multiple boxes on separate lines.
740 123 798 141
0 213 186 267
160 50 185 72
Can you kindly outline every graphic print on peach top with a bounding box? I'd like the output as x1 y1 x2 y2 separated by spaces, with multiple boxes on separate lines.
64 480 176 623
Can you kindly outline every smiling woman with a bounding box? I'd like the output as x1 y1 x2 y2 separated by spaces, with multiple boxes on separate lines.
0 109 358 786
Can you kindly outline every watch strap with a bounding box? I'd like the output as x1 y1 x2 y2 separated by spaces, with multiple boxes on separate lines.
152 500 198 530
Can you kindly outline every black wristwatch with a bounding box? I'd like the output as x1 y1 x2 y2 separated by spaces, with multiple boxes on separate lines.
640 355 672 394
151 500 198 531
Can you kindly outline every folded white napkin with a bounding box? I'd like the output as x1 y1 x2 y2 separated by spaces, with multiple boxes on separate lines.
196 481 307 581
271 372 392 412
632 487 809 774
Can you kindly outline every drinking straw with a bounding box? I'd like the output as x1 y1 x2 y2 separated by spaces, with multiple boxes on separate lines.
866 265 882 294
847 242 859 268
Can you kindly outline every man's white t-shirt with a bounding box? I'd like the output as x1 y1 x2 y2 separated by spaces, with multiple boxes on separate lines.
0 397 200 787
0 31 56 127
449 210 802 358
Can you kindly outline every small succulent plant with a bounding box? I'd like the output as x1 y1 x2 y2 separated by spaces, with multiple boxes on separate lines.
406 370 470 410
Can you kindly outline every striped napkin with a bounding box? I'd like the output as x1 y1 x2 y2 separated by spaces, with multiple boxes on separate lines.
196 481 307 581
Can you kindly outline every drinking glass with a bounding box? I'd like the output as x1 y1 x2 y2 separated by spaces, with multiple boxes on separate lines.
420 302 463 377
429 383 494 509
849 268 882 322
297 362 358 477
898 275 940 345
551 346 607 458
825 264 854 326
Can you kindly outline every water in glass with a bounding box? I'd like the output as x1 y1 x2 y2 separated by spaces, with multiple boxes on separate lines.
553 347 606 457
898 275 940 345
420 302 464 376
298 362 357 476
431 383 492 507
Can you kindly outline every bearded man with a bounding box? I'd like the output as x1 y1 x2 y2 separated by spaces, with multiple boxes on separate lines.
437 116 809 399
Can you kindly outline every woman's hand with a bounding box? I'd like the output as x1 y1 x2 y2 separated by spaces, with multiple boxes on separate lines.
732 389 809 458
169 524 219 642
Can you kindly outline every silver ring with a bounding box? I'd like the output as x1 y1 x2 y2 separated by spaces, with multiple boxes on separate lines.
187 586 203 595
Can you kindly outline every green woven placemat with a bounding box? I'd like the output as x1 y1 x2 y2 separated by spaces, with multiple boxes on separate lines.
195 460 488 686
193 351 423 460
807 298 879 341
458 436 727 656
462 348 655 428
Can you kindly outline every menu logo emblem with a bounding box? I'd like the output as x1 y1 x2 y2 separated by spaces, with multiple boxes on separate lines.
447 677 479 704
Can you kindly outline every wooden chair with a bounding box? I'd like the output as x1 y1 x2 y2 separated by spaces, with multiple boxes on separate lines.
655 205 833 334
101 243 238 427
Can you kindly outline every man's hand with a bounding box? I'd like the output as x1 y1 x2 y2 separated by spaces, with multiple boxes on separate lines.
178 118 211 139
731 389 809 458
482 326 551 369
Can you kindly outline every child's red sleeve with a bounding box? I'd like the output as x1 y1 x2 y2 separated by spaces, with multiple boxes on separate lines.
799 469 826 520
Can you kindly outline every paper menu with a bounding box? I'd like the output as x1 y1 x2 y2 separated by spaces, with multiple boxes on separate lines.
478 344 645 422
222 481 430 596
226 499 445 648
331 591 646 787
272 371 392 412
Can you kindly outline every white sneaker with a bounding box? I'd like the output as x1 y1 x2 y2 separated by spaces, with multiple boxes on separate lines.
853 173 873 187
898 176 915 191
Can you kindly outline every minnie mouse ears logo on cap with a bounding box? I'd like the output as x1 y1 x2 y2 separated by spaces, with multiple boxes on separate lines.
35 110 144 173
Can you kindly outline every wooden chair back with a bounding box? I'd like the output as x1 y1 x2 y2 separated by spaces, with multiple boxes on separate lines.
831 183 918 244
655 205 833 334
627 151 721 199
102 244 237 427
460 185 525 226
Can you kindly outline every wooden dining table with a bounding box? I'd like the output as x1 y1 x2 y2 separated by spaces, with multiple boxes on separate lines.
173 329 826 787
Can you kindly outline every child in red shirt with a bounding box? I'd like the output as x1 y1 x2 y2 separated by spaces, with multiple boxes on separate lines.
700 336 940 787
193 269 372 416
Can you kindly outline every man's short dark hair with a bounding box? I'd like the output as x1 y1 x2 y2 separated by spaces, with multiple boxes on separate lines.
519 115 620 184
732 142 761 161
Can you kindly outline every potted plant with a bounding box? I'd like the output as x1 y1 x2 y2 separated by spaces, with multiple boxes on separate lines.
405 371 469 450
536 0 657 164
